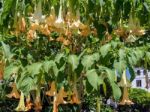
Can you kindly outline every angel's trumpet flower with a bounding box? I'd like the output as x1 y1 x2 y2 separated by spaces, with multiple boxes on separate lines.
27 30 37 41
53 92 58 112
0 61 4 80
6 83 20 99
25 95 33 111
15 91 27 111
54 0 64 28
119 87 134 105
118 70 130 87
118 70 133 105
19 17 26 32
55 86 68 105
29 1 45 23
70 86 81 104
46 81 56 96
46 7 56 27
34 89 42 111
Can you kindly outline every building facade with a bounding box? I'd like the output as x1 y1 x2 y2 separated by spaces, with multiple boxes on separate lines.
131 68 150 92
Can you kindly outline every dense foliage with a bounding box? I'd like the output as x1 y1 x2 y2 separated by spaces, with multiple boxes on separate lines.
0 0 150 112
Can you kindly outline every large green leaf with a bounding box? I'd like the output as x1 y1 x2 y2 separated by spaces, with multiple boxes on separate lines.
100 43 111 57
17 75 36 95
86 69 103 90
0 0 14 25
26 62 42 76
82 55 94 70
111 82 121 101
106 69 116 82
114 60 127 76
1 42 13 59
43 60 55 73
68 54 79 71
82 53 99 70
119 48 126 60
55 53 65 63
4 64 19 80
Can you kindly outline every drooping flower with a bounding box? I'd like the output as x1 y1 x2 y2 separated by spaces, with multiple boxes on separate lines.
53 92 58 112
118 70 133 105
26 30 37 41
6 83 20 99
46 6 56 27
0 61 4 80
54 0 64 29
55 86 68 105
15 91 28 111
46 81 56 96
70 86 81 104
118 70 130 87
119 87 134 105
19 17 26 32
39 24 50 36
25 95 33 111
29 1 45 24
34 89 42 111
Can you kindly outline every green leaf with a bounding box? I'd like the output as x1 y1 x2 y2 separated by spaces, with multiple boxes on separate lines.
53 63 59 77
26 62 42 76
4 64 19 80
17 75 36 95
68 55 79 71
119 48 126 60
82 55 94 70
100 43 111 57
86 69 99 90
55 53 65 63
111 82 121 101
43 60 55 73
92 53 100 62
106 69 116 82
0 0 14 25
1 42 13 59
114 60 127 76
128 65 135 81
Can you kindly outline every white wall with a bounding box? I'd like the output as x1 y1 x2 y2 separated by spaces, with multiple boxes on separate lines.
131 68 150 92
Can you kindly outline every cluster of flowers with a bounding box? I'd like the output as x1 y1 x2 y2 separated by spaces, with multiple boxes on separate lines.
12 2 96 46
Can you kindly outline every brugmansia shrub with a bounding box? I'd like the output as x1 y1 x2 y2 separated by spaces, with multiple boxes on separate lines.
0 0 150 112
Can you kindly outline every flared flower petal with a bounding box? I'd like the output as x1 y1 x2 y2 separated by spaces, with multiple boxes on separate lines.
119 87 134 105
15 91 27 111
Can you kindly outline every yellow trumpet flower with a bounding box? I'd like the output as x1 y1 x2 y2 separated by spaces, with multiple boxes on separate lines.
15 91 28 111
118 70 130 87
118 70 133 105
119 87 134 105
